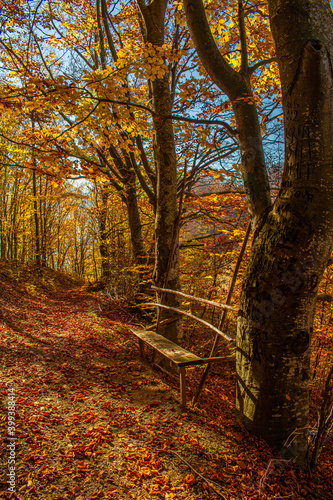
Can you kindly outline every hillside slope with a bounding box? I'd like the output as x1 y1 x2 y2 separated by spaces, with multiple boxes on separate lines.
0 261 332 499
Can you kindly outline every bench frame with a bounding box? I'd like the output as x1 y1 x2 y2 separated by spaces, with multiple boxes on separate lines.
131 226 249 409
130 328 227 411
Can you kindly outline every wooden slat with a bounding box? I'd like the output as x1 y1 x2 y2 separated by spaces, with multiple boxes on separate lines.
174 356 229 367
130 329 231 367
130 328 202 366
152 285 238 311
143 303 235 342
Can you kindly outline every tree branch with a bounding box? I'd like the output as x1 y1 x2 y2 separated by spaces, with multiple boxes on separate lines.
238 0 249 76
185 189 245 198
50 102 100 141
96 97 237 133
96 0 106 69
170 450 232 500
49 16 95 70
249 57 277 75
183 0 244 101
100 0 118 62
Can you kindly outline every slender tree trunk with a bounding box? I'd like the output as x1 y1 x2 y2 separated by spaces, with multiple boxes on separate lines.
98 189 111 278
40 176 48 267
124 173 146 266
138 0 182 342
0 165 8 259
32 169 41 267
236 0 333 463
152 73 182 341
92 244 98 281
99 163 146 272
124 174 151 296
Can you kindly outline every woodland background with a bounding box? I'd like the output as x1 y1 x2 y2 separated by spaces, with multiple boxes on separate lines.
0 0 333 498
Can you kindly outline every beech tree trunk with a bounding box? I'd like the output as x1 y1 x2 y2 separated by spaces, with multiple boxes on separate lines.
235 0 333 462
138 0 182 343
184 0 333 463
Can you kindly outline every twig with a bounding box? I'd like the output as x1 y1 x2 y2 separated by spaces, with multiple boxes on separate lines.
170 449 237 499
258 459 291 497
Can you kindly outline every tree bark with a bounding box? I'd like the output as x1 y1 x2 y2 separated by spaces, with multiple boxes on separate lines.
124 172 146 266
236 0 333 463
97 151 147 271
184 0 333 464
98 189 111 278
137 0 182 342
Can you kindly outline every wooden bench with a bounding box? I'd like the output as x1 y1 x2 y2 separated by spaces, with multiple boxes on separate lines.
130 328 228 411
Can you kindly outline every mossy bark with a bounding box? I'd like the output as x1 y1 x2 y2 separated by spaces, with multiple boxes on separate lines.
237 0 333 462
184 0 333 463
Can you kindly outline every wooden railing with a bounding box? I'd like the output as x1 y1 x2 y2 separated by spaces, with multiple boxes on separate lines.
146 285 237 342
145 222 251 405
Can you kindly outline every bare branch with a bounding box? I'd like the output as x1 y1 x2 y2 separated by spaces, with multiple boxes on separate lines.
100 0 118 61
249 57 277 75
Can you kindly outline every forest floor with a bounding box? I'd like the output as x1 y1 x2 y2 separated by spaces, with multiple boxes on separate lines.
0 263 332 500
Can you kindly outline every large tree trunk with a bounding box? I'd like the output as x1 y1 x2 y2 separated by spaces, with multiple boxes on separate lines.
236 0 333 463
152 72 182 342
138 0 182 343
184 0 333 463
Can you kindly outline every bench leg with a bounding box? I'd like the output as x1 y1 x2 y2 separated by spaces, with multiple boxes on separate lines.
139 339 145 360
179 367 186 412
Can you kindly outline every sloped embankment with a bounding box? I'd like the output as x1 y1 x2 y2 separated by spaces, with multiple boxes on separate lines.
0 262 331 499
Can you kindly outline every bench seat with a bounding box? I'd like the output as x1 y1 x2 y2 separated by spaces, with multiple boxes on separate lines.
130 328 226 410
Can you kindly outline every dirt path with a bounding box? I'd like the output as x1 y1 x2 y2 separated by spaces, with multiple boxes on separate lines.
0 284 331 499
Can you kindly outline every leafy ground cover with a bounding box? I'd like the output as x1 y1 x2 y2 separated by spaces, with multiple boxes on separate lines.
0 263 332 499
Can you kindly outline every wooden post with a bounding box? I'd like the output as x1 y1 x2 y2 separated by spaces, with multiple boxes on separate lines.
179 366 187 411
192 223 251 406
139 339 145 360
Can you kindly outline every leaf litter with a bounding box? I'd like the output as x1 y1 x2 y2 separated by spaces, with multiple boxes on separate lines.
0 268 332 499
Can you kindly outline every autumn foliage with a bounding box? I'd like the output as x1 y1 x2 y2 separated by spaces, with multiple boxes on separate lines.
0 0 333 496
